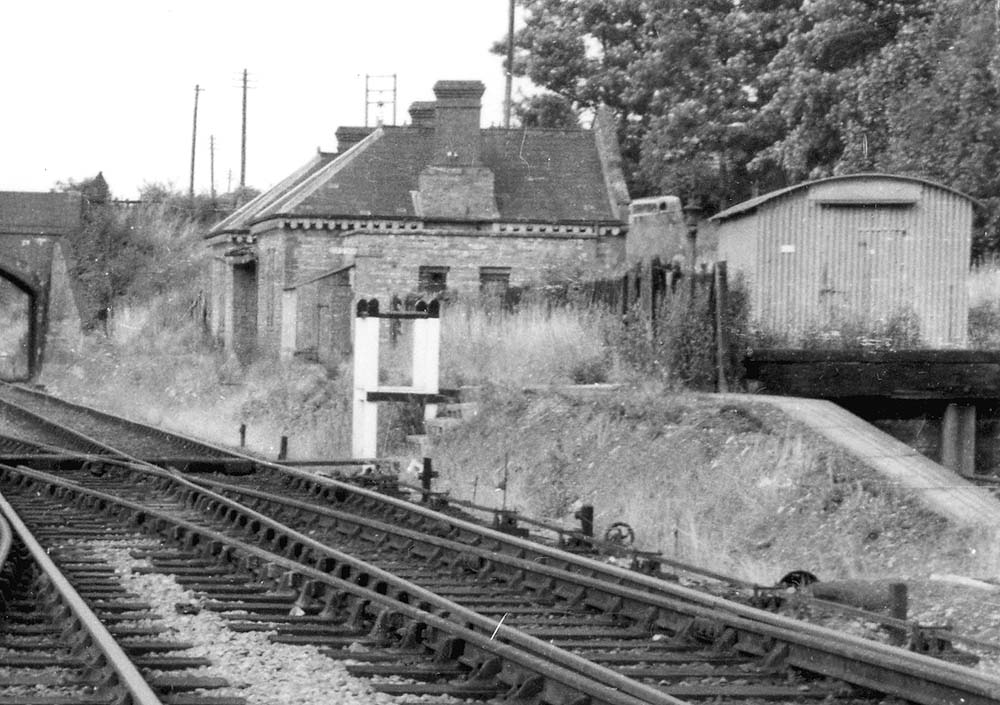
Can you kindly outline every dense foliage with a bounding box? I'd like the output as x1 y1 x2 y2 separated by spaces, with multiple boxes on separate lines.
500 0 1000 253
57 176 252 330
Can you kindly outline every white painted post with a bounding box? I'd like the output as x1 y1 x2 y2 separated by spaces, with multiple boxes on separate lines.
412 305 427 392
423 301 441 421
352 300 380 458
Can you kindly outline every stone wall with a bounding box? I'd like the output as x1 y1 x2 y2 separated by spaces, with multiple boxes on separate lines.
344 229 624 297
211 223 626 362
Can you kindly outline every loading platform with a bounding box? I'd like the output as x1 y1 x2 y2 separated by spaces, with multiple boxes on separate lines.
725 393 1000 526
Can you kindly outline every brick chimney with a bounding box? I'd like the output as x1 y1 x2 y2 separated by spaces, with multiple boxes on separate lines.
430 80 485 165
335 126 373 153
408 101 436 128
416 80 498 220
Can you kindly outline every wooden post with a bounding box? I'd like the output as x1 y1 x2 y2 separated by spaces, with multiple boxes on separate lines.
941 403 976 477
647 258 658 334
714 261 730 393
888 582 908 646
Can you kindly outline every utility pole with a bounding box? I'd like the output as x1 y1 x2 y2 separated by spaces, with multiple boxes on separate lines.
240 68 248 193
504 0 515 128
189 84 203 202
364 74 397 127
210 135 216 202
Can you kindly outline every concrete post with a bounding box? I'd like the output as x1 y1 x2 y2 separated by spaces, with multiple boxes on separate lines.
412 308 427 391
941 403 976 477
352 301 380 459
423 304 441 421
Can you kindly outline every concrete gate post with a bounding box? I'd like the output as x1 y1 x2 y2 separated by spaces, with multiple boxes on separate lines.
352 300 380 458
941 403 976 478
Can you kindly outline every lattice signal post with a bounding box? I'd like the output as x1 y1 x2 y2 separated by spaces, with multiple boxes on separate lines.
352 298 444 459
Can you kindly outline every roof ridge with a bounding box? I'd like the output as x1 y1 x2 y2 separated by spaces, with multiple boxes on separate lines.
208 151 328 236
256 127 386 220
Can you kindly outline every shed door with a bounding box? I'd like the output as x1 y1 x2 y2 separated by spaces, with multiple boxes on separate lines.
859 227 911 326
317 278 353 370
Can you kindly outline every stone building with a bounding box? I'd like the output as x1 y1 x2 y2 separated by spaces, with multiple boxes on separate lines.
205 79 630 365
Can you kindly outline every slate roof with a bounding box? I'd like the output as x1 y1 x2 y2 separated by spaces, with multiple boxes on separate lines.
210 123 624 236
0 192 83 235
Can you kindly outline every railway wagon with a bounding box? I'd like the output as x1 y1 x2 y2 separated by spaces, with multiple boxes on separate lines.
712 174 975 348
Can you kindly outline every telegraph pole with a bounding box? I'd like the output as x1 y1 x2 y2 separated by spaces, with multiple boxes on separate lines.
504 0 515 128
210 135 216 202
240 68 248 192
189 84 203 202
364 74 397 127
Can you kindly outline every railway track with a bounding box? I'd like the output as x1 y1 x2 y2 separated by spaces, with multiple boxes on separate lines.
0 488 241 704
1 382 1000 703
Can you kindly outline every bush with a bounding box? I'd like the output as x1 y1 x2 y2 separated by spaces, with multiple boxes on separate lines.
609 272 750 390
794 307 923 351
969 300 1000 348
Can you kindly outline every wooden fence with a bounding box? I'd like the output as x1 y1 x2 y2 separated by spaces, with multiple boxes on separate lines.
581 258 734 391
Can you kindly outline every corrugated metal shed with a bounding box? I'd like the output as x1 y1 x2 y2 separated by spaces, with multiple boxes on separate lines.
712 174 975 347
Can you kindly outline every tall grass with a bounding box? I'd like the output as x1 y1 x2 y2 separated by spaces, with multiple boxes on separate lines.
440 299 620 388
968 257 1000 348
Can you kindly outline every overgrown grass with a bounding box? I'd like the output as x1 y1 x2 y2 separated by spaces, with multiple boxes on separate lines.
430 387 1000 583
440 299 620 388
969 257 1000 348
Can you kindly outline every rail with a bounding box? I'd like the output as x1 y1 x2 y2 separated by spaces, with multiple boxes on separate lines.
0 489 165 705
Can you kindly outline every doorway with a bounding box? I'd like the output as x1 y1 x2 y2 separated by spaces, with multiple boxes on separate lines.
232 260 258 362
0 274 35 380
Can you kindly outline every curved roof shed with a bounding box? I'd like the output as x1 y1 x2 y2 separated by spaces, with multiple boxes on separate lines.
712 174 975 347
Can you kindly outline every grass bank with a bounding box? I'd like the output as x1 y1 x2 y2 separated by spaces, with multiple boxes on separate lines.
428 385 1000 584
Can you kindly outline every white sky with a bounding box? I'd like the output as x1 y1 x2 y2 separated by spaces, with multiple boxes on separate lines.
1 1 526 199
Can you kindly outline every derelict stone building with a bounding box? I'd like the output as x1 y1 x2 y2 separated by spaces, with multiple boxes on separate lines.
206 79 630 366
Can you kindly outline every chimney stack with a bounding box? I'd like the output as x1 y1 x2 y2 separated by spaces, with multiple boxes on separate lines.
416 79 497 220
430 80 485 166
335 126 374 153
408 101 436 128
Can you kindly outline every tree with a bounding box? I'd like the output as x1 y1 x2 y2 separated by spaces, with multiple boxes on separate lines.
499 0 800 203
494 0 653 192
514 93 579 128
58 174 153 331
505 0 1000 248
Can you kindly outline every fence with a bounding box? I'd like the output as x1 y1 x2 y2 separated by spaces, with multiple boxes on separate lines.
582 258 735 391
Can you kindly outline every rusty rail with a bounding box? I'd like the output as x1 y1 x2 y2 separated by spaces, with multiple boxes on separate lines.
0 489 165 705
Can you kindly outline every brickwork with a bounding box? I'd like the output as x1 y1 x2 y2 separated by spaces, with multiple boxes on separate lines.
256 233 286 355
0 230 81 377
417 167 499 220
344 229 623 298
208 255 226 339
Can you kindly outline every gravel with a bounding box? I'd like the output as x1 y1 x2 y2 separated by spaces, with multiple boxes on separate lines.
80 537 408 705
